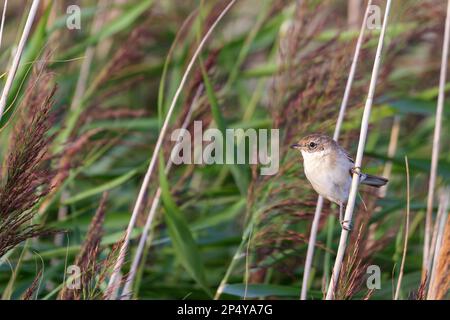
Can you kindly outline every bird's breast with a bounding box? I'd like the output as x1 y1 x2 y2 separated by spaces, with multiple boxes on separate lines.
301 150 351 204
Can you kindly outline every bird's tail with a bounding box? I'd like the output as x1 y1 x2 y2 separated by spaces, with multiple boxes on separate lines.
360 173 388 188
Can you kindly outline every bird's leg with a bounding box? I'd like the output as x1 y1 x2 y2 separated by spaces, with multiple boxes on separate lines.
350 166 361 176
350 166 366 184
339 202 353 231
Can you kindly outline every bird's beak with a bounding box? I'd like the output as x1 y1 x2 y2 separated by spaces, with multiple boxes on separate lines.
290 143 300 149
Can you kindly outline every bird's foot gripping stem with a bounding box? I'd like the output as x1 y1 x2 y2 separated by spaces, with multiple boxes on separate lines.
340 219 353 231
350 166 362 176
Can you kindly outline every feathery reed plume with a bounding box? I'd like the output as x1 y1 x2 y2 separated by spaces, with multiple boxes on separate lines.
56 13 154 147
0 67 57 258
94 22 153 88
301 0 372 300
335 225 369 300
415 275 428 300
423 0 450 280
105 0 237 299
325 0 392 300
21 269 42 300
59 192 108 300
0 0 40 123
394 156 410 300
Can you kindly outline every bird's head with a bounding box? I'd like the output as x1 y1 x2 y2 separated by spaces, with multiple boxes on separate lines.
290 133 334 156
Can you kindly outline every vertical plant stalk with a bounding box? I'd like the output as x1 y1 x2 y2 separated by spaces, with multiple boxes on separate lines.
394 156 410 300
0 0 8 49
70 0 107 111
325 0 392 300
427 190 449 299
105 0 237 298
120 10 199 299
322 214 335 291
0 0 40 123
300 0 372 300
379 115 400 198
427 189 448 278
120 87 201 299
347 0 361 28
53 0 108 249
423 0 450 279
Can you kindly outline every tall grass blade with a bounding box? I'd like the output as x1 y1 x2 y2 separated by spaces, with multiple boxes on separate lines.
423 0 450 279
158 155 211 296
0 2 51 129
394 156 410 300
121 87 201 299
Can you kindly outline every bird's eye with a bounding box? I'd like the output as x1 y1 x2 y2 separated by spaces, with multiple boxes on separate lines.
309 142 317 148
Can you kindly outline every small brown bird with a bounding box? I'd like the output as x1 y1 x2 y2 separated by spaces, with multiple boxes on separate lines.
291 133 388 230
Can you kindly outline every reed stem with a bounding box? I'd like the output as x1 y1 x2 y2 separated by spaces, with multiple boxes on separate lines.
325 0 392 300
423 0 450 280
300 0 372 300
105 0 237 298
394 156 410 300
0 0 40 123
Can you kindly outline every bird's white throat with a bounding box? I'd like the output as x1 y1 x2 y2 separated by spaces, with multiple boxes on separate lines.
300 149 329 170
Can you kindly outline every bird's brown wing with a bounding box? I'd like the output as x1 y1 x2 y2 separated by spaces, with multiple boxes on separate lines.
341 148 356 178
340 147 354 164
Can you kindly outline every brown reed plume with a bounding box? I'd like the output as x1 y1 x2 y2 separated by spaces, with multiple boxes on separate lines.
0 66 57 258
335 225 371 300
21 269 43 300
59 192 108 300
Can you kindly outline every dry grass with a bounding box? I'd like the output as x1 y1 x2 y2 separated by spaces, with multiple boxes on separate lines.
430 216 450 299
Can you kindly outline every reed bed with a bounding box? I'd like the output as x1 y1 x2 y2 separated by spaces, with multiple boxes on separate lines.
0 0 448 301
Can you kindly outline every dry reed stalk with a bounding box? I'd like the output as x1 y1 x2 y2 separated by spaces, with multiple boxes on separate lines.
379 115 400 198
53 0 108 247
105 0 237 298
96 0 127 59
394 156 410 300
0 0 7 49
325 0 392 300
423 0 450 280
427 190 449 299
428 212 449 299
0 0 40 123
120 87 202 299
70 0 107 111
347 0 361 29
300 0 372 300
